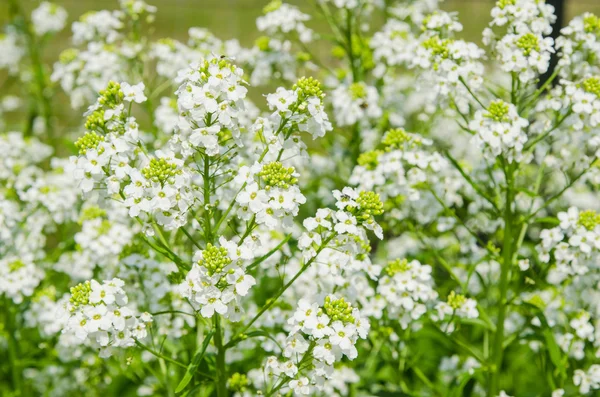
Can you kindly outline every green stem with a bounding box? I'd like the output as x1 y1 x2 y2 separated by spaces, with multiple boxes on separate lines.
5 299 23 396
203 154 213 243
213 316 228 397
489 165 515 395
9 0 54 143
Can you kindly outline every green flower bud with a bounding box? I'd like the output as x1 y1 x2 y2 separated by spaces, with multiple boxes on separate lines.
70 281 92 308
200 244 232 276
497 0 516 10
263 0 282 14
381 128 422 150
98 81 124 107
75 131 105 155
8 260 25 273
582 77 600 97
385 258 411 276
228 373 249 392
323 296 355 324
447 291 466 310
357 150 382 170
584 14 600 35
578 209 600 230
259 161 298 189
255 36 270 52
516 33 540 56
142 157 182 185
294 76 324 100
78 206 107 224
485 100 511 122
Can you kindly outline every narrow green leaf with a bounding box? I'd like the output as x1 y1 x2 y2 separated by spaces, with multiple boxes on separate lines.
176 330 215 393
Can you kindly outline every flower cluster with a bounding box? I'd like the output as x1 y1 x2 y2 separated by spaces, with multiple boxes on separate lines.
52 0 156 108
484 0 556 83
31 2 68 36
175 57 248 156
331 82 382 127
435 291 479 323
469 100 530 162
412 12 485 97
0 257 44 304
178 238 256 320
263 295 369 395
376 259 438 328
63 278 152 357
350 128 465 224
557 13 600 81
538 207 600 280
235 162 306 228
257 1 313 43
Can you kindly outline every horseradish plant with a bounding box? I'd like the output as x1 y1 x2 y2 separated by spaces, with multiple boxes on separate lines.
2 0 600 396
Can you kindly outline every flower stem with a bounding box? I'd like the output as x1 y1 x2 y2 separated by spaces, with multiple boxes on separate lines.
5 299 23 396
489 165 515 396
213 315 228 397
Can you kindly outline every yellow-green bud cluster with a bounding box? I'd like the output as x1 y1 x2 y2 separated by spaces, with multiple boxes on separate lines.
255 36 270 52
70 281 92 308
59 48 79 64
322 296 355 324
259 162 297 189
157 37 176 49
296 52 311 62
33 287 57 303
294 76 324 101
228 373 249 392
447 291 466 310
497 0 516 10
349 82 367 100
142 158 181 185
485 100 511 122
263 0 282 14
98 81 124 107
96 220 112 235
352 191 384 223
381 128 421 150
75 132 105 155
197 58 238 82
8 260 25 273
357 150 382 170
384 258 411 276
422 36 451 59
578 210 600 230
583 77 600 97
78 206 107 224
516 33 540 56
331 46 346 59
85 110 106 132
584 14 600 35
200 244 232 276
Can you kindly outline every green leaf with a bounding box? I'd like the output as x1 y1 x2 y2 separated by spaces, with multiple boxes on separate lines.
175 330 215 393
521 302 567 381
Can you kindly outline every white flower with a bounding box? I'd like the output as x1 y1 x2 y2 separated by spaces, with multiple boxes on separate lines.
121 82 147 103
197 288 229 318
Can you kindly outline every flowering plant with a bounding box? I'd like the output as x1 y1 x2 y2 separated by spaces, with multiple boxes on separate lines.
3 0 600 396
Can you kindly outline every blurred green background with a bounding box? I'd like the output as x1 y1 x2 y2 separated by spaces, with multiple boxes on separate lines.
1 0 599 142
2 0 600 55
